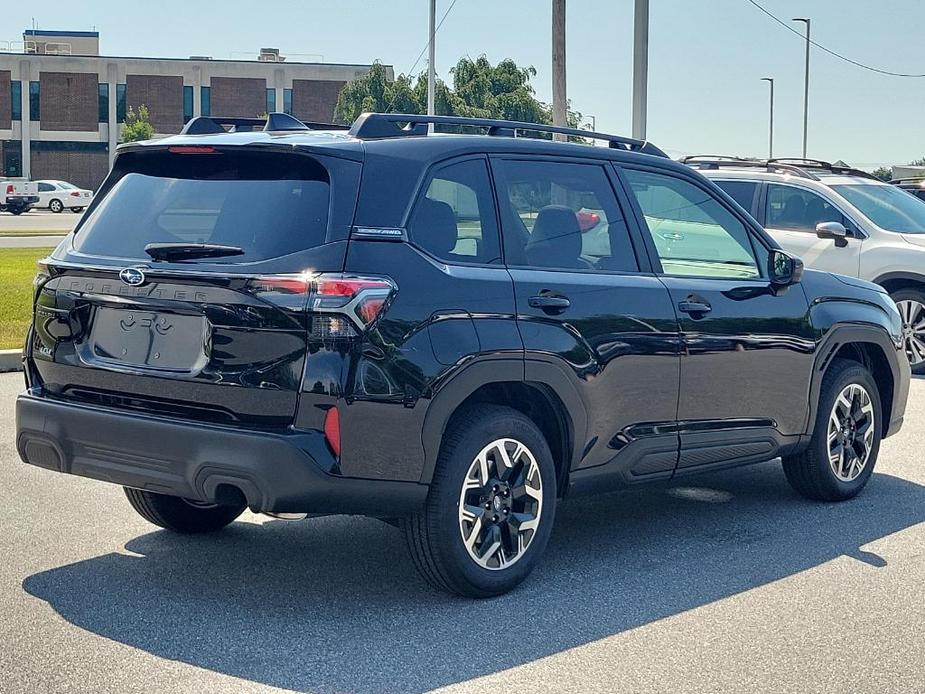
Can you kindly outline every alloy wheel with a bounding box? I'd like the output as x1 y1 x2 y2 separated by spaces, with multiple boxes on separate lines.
458 438 543 570
827 383 875 482
896 299 925 367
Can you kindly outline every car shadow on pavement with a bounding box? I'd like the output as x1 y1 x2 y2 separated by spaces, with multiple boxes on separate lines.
23 461 925 694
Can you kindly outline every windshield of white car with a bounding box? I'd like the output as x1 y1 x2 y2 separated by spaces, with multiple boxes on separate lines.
832 184 925 234
58 182 77 189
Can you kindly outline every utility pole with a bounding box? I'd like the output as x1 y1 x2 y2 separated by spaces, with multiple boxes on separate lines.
792 17 810 158
761 77 774 158
427 0 436 116
632 0 649 140
552 0 567 141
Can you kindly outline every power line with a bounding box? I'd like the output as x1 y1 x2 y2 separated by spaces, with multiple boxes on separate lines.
745 0 925 78
384 0 460 113
405 0 460 78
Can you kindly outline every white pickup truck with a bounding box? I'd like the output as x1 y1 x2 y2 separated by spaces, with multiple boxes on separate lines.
0 179 40 215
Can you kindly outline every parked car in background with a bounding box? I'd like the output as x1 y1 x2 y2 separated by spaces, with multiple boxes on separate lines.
891 177 925 202
16 114 910 598
34 180 93 213
685 156 925 374
0 179 39 215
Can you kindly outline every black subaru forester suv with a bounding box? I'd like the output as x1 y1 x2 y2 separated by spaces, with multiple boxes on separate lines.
16 112 910 597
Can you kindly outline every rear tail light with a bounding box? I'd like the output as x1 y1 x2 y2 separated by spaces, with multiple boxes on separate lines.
70 191 81 197
6 184 12 195
246 272 396 338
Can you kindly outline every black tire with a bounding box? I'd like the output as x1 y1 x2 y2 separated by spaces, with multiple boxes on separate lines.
72 207 84 213
49 199 63 213
10 207 23 216
124 487 245 533
402 405 557 598
782 359 882 502
889 288 925 375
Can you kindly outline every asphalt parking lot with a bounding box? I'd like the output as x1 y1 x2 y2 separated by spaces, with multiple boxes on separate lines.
1 371 924 693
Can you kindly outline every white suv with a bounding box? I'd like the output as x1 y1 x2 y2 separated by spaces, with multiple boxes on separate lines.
685 157 925 373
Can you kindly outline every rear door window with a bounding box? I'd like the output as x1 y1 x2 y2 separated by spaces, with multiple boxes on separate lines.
493 159 639 272
713 179 759 215
72 149 330 262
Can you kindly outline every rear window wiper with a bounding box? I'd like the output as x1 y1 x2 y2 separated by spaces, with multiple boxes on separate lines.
144 243 245 261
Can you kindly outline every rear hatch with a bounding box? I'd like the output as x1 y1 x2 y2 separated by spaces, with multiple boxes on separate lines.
29 144 361 427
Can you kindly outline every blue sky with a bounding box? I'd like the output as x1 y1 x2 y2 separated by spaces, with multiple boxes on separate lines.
7 1 924 166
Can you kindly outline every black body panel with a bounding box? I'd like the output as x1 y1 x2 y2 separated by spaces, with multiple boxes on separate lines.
15 124 911 516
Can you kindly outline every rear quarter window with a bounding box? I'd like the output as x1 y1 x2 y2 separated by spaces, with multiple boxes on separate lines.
72 149 330 262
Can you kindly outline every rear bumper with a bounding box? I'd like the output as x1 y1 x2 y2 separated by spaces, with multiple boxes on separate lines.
15 392 427 516
4 196 37 206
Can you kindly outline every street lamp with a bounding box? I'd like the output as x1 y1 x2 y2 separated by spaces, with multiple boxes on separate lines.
760 77 774 159
792 17 810 158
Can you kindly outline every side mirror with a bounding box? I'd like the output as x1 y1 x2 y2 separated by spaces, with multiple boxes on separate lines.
816 221 848 247
769 249 804 287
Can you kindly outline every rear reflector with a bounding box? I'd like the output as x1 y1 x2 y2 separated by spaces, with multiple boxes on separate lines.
324 407 341 457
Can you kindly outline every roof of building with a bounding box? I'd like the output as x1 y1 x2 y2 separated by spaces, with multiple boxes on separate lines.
24 29 100 38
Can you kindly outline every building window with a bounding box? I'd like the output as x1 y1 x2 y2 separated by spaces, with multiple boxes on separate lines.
183 85 194 122
283 88 292 115
200 86 211 117
10 81 22 121
2 140 23 177
116 83 126 122
98 83 109 123
266 88 276 116
29 81 40 121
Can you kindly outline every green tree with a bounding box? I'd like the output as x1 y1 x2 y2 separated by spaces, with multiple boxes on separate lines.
871 166 893 181
121 104 154 143
334 56 582 131
911 157 925 166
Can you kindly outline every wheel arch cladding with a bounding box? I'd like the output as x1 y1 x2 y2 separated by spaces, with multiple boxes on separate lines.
874 272 925 294
830 342 895 436
810 324 903 438
421 370 577 495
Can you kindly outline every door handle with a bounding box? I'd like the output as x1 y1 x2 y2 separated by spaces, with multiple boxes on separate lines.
529 294 571 314
678 300 712 315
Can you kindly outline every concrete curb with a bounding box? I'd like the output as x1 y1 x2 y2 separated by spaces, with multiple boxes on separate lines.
0 349 23 373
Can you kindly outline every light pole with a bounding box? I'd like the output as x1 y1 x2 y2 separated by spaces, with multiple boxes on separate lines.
792 17 810 158
632 0 649 140
552 0 568 141
427 0 436 116
761 77 774 159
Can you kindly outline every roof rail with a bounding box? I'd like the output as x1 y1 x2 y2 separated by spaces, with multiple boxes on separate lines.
680 155 818 180
347 112 668 157
768 157 879 181
180 112 349 135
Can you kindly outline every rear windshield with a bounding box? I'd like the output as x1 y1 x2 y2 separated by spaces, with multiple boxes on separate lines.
73 149 330 261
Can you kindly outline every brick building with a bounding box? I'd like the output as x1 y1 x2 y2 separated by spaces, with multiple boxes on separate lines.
0 30 389 190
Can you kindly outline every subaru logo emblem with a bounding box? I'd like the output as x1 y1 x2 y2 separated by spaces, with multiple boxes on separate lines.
120 267 146 286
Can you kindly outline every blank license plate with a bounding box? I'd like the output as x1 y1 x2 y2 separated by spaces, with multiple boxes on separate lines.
89 308 207 370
